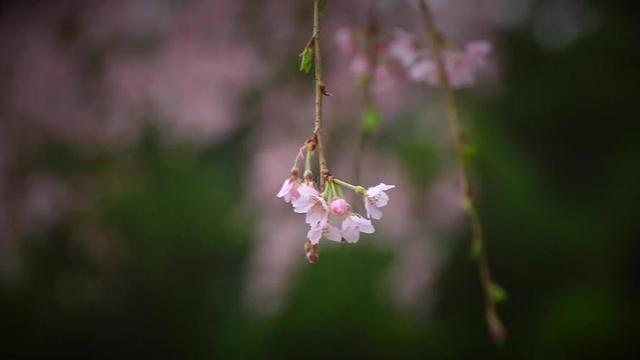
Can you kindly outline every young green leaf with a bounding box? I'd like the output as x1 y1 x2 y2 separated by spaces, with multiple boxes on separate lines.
470 241 483 259
462 196 474 212
362 107 382 132
319 0 327 14
463 143 476 162
489 283 508 304
299 47 314 74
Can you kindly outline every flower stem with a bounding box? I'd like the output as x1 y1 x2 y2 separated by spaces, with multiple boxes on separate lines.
333 178 365 195
313 0 330 189
417 0 506 343
293 146 305 171
305 147 313 174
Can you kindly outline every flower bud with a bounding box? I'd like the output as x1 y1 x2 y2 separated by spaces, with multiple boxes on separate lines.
487 311 507 344
304 240 319 264
330 198 350 216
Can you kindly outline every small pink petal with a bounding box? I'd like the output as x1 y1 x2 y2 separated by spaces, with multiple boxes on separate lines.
330 198 350 216
324 224 342 242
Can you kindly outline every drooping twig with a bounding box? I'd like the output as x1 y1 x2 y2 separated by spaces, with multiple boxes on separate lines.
417 0 506 343
313 0 330 189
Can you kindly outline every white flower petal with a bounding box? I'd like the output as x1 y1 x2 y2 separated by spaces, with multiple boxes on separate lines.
363 197 372 218
367 202 383 220
305 206 328 225
297 184 319 197
372 192 390 207
342 227 360 243
368 183 395 195
324 224 342 242
307 226 322 244
292 198 314 214
355 217 375 234
277 179 292 198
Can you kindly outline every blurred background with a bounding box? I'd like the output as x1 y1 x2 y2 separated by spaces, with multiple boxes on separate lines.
1 0 639 358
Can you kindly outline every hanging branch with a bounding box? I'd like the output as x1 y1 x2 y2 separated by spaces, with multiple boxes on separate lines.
313 0 331 189
417 0 507 343
353 0 379 183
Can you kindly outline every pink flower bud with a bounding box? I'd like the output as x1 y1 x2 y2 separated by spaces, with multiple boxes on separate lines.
349 54 371 77
330 198 350 216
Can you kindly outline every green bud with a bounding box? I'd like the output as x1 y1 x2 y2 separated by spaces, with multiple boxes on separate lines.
463 143 476 163
462 197 474 212
299 47 313 74
489 283 508 304
319 0 327 13
470 241 483 259
362 107 382 132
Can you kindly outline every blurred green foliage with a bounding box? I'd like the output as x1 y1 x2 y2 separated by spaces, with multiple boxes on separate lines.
2 1 640 359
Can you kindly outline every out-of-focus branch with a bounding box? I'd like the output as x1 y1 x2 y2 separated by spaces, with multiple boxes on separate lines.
417 0 506 344
353 0 379 183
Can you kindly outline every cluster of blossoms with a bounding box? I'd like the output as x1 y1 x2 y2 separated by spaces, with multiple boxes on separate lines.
277 141 394 263
335 27 492 89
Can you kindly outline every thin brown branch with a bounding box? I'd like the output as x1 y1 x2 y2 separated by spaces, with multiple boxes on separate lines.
417 0 506 343
313 0 330 188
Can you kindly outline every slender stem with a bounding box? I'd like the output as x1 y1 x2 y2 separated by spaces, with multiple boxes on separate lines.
333 178 365 195
305 147 313 174
313 0 330 189
417 0 506 343
292 146 305 171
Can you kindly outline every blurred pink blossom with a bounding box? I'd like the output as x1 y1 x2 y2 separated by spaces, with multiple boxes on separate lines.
335 27 357 56
387 29 419 67
349 53 372 77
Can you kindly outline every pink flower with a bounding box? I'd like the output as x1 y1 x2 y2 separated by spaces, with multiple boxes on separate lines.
373 64 395 92
330 198 350 216
364 183 395 219
349 54 371 77
388 29 419 67
444 51 475 88
335 27 356 56
465 40 492 67
341 215 375 243
307 222 342 244
292 183 329 225
277 175 300 203
408 57 438 85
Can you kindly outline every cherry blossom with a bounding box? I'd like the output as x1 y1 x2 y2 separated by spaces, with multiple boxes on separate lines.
341 215 375 243
444 51 476 88
465 40 493 67
292 183 329 225
307 222 342 244
408 57 438 85
364 183 396 220
335 27 356 56
277 174 300 203
335 27 492 90
388 29 419 67
349 54 371 76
